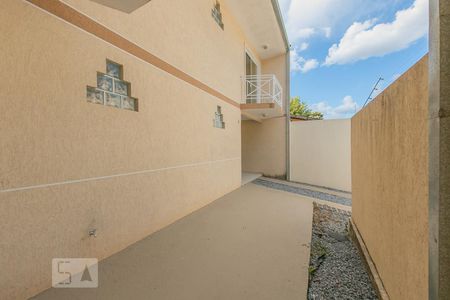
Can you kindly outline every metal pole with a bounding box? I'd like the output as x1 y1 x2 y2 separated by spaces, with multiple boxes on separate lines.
363 77 384 107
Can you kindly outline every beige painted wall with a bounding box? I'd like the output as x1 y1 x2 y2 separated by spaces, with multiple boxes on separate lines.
62 0 262 103
262 53 288 108
351 55 429 300
241 117 287 178
290 119 351 191
0 0 255 298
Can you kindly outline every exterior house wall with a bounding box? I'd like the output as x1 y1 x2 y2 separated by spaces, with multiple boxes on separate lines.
0 0 271 298
62 0 261 103
290 119 351 192
240 53 289 178
241 118 287 178
261 53 288 108
351 55 429 300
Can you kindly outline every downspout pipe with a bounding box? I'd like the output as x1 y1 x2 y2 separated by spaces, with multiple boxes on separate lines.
271 0 291 180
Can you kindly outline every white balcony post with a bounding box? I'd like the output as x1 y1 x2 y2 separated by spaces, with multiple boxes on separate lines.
270 77 273 104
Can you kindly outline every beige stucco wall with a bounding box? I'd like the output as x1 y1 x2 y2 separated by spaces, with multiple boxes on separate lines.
262 53 288 108
0 0 255 298
62 0 262 103
290 119 351 192
351 55 429 300
241 117 287 178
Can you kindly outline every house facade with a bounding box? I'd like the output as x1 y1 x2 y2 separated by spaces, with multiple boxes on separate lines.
0 0 289 298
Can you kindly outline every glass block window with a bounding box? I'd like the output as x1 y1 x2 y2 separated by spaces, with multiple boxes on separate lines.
86 59 138 112
106 59 122 78
212 1 224 30
213 106 225 129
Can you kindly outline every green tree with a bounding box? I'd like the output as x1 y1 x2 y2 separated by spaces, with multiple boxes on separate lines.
289 96 323 120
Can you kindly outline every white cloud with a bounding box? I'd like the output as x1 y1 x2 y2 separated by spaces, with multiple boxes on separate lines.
311 96 359 119
283 0 362 43
282 0 409 43
299 42 309 51
295 28 316 39
301 59 319 73
281 0 373 73
290 48 319 73
324 0 428 65
322 27 332 38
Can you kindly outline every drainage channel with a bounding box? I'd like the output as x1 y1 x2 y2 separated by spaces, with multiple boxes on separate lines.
252 178 352 207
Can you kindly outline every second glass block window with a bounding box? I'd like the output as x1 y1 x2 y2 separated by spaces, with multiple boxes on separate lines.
214 106 225 129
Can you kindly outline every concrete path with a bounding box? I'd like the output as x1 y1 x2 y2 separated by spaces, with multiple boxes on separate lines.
33 183 313 300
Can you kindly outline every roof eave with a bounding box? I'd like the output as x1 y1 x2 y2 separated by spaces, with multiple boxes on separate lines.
270 0 290 52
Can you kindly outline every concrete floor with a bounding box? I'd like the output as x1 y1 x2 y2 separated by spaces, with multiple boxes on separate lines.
33 183 313 300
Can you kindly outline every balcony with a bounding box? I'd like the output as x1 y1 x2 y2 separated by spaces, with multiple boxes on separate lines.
241 75 283 121
90 0 151 13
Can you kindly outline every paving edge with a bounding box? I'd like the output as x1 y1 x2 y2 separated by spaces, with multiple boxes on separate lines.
348 218 390 300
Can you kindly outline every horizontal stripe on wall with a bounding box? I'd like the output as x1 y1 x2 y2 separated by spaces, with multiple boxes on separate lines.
0 157 241 193
26 0 240 109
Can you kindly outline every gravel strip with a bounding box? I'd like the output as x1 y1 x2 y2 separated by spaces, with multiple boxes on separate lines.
308 203 378 300
253 178 352 207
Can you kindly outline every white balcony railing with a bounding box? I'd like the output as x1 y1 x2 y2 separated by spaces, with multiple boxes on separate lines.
243 74 283 108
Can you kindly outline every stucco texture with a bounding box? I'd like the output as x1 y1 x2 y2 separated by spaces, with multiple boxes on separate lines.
0 0 247 298
290 119 351 192
241 117 287 178
262 53 288 108
351 55 429 300
61 0 260 103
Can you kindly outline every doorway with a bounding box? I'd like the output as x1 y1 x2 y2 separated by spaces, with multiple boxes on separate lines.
245 52 259 104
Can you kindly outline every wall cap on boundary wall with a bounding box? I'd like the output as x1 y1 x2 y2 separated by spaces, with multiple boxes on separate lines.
349 218 390 300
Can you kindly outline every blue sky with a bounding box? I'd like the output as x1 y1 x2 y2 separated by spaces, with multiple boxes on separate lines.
279 0 429 119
